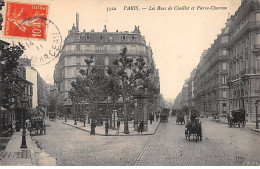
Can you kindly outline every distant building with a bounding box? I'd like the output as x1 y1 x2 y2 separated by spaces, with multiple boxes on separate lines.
194 18 230 117
188 69 196 109
49 85 58 113
54 13 160 118
173 92 182 110
227 0 260 122
19 58 50 115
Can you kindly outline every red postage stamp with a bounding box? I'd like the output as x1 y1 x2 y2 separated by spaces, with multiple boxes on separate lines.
4 1 48 39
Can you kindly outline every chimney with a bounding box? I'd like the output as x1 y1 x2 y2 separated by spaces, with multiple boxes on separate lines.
76 13 79 32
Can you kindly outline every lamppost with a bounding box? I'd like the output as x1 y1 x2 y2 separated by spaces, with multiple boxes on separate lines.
124 98 130 134
255 100 259 129
74 105 77 125
20 97 28 148
65 107 67 122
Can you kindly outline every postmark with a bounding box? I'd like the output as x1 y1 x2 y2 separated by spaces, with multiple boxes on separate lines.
18 18 62 66
4 1 48 39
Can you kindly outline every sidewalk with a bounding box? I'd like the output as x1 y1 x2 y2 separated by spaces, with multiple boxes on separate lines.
63 119 160 136
210 116 260 133
0 130 56 166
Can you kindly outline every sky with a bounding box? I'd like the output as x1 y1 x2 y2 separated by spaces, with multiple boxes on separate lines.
1 0 241 102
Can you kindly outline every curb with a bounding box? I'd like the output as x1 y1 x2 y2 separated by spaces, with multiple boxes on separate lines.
209 118 260 133
62 122 102 136
249 128 260 133
62 121 161 136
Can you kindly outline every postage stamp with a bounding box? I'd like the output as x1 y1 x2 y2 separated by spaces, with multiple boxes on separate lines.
4 1 48 39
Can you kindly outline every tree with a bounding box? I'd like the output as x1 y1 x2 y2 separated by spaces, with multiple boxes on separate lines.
0 43 25 110
0 0 5 30
69 65 108 126
107 47 155 134
104 77 121 128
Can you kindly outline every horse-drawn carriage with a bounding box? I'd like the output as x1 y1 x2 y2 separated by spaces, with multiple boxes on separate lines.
171 110 177 116
28 117 46 136
185 111 202 142
176 111 185 124
49 112 56 121
160 108 169 122
227 109 246 128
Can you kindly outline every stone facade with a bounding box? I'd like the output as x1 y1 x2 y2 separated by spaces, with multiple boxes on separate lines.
54 14 160 116
228 0 260 122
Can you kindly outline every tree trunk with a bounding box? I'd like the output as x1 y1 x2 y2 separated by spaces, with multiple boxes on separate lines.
122 77 129 134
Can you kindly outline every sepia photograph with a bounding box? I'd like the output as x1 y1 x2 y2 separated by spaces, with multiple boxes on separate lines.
0 0 260 166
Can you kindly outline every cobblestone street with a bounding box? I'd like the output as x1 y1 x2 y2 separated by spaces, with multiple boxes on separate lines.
32 117 260 166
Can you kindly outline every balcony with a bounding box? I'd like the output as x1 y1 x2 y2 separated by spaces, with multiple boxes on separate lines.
60 50 148 56
253 44 260 54
230 21 260 45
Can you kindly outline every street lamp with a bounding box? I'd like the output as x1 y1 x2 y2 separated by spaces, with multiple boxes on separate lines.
124 98 130 134
255 101 259 129
65 107 68 122
74 107 77 125
20 97 28 148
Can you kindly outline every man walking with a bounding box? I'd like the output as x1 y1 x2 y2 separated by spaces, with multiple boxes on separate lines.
90 120 96 135
156 113 159 122
149 113 153 124
138 120 144 134
116 120 120 135
105 121 109 136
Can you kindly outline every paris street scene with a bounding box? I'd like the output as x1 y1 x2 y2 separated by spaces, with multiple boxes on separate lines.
0 0 260 166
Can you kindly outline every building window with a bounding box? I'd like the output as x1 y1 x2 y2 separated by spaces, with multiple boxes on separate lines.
222 76 226 84
132 36 135 40
222 62 227 70
256 58 260 73
223 103 227 107
223 90 227 99
221 36 228 44
100 35 103 40
30 86 33 95
25 85 28 95
256 79 260 92
28 85 31 96
86 35 90 39
222 49 228 56
122 36 126 40
256 34 260 45
76 57 81 65
256 12 260 21
80 45 87 51
76 35 80 40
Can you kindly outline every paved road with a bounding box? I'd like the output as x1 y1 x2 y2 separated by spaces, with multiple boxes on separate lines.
32 117 260 166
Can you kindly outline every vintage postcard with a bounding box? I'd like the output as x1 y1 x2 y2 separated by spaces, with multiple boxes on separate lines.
0 0 260 166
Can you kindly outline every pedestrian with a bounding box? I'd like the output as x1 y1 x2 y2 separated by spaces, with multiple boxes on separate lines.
149 113 153 124
105 121 109 136
116 120 120 135
90 120 96 135
16 122 20 132
156 113 159 122
7 124 12 136
138 120 144 134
